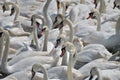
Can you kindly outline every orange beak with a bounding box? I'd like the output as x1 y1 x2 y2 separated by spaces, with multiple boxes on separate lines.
87 15 91 19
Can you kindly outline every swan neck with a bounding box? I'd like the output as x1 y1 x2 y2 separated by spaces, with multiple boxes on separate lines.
99 0 106 13
33 24 40 50
33 14 45 27
64 18 73 42
96 12 101 31
43 0 52 28
62 51 68 65
61 2 66 16
1 31 10 69
7 2 19 22
43 29 49 51
0 35 4 60
96 68 102 80
115 17 120 35
67 53 73 80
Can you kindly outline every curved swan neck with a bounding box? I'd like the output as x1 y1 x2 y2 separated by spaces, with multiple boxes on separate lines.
6 2 19 22
64 18 74 42
33 64 48 80
96 68 102 80
1 31 10 70
43 27 49 51
67 53 73 80
94 10 101 31
43 0 53 29
33 23 40 50
99 0 106 14
32 14 45 27
115 17 120 35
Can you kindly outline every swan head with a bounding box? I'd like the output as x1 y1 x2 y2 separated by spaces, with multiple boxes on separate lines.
53 14 64 29
60 41 76 57
87 9 99 20
2 2 10 12
10 6 15 16
31 64 40 80
55 34 66 48
73 37 83 52
113 0 120 9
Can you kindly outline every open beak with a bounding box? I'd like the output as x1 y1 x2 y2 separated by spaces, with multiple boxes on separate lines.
57 1 61 10
60 47 66 57
0 32 3 37
10 6 15 16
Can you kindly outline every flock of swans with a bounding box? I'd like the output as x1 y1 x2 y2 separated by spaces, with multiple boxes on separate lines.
0 0 120 80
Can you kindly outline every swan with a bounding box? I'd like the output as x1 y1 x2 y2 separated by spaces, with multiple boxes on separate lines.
31 63 60 80
81 9 116 44
78 58 120 77
0 30 55 74
93 0 106 14
53 15 74 42
85 67 120 80
30 14 59 46
2 1 31 37
1 63 60 80
48 41 83 80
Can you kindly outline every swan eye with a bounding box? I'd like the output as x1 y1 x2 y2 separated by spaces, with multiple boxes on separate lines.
10 6 15 16
89 12 94 17
0 32 3 37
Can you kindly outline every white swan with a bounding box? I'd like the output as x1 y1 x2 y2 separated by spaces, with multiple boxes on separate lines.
31 63 60 80
78 58 120 77
1 63 60 80
85 67 120 80
0 30 55 74
48 41 83 80
81 9 115 44
2 1 30 37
